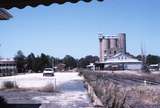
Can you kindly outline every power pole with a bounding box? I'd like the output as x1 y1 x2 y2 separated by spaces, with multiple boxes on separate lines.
141 43 149 73
52 58 54 68
0 44 1 59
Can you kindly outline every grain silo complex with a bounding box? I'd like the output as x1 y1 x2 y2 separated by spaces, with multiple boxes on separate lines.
96 33 142 70
99 33 126 62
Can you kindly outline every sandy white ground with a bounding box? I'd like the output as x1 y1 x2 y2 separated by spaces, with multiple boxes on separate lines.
0 72 93 108
0 73 55 88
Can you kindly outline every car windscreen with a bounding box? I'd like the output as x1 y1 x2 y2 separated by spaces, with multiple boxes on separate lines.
44 69 53 71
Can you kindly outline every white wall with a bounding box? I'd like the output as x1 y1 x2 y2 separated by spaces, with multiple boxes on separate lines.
125 63 142 70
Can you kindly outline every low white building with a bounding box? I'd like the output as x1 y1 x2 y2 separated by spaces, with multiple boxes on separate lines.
95 53 142 70
105 53 142 70
0 58 17 76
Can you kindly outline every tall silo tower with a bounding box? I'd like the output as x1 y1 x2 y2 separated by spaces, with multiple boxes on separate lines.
99 33 127 62
110 37 116 49
99 35 106 62
118 33 126 54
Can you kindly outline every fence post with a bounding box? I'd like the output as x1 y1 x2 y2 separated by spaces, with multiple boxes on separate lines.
54 78 56 91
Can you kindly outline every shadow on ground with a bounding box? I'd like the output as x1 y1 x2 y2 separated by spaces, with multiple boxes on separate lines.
57 80 85 92
1 104 41 108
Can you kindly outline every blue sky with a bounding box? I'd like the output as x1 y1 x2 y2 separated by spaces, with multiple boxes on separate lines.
0 0 160 59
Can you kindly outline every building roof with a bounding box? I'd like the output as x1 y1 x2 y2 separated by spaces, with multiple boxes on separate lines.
0 8 12 20
0 58 15 61
105 53 142 64
99 33 126 39
0 58 16 64
0 0 103 9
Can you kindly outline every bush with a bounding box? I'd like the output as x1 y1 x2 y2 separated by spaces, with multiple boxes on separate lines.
80 70 128 108
3 81 18 89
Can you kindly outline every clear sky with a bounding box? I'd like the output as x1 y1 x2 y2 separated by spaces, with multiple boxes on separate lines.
0 0 160 59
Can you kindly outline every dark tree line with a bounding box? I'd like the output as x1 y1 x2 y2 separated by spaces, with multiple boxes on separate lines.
14 50 54 73
14 50 160 73
14 50 99 73
136 54 160 65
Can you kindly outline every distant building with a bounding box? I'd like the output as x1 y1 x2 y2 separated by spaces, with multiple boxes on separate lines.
55 63 66 72
97 33 142 70
103 53 142 70
0 58 17 76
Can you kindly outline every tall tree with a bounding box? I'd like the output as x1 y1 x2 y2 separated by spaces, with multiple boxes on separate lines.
26 53 36 72
41 53 51 68
34 56 41 72
146 54 160 65
14 50 26 73
63 55 77 70
32 54 50 72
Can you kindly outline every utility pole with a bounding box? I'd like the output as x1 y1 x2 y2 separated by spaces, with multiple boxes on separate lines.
141 43 149 73
52 57 54 68
0 44 1 59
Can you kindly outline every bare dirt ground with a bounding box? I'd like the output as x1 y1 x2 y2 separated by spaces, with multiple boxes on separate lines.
0 72 93 108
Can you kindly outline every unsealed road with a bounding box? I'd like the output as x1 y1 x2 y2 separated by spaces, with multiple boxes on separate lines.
0 72 93 108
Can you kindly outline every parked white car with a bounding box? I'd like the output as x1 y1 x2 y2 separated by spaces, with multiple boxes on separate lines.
43 68 54 76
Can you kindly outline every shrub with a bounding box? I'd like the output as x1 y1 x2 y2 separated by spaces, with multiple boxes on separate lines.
3 81 18 89
80 70 128 108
